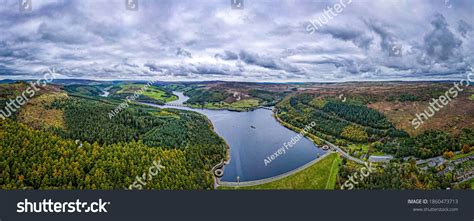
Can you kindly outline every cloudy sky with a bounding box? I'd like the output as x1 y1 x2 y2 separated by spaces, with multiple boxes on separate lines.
0 0 473 82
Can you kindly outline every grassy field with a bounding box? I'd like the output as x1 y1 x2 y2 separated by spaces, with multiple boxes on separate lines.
459 178 474 190
345 144 369 159
149 110 180 119
220 153 341 190
117 84 177 103
451 150 474 160
189 99 260 111
229 99 259 109
469 94 474 101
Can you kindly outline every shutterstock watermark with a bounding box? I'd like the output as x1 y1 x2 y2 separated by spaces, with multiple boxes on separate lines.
389 44 402 57
19 0 32 12
341 162 375 190
125 0 138 11
264 121 316 166
108 80 157 119
127 159 165 190
17 199 110 213
0 68 56 120
306 0 353 34
231 0 243 9
411 68 473 129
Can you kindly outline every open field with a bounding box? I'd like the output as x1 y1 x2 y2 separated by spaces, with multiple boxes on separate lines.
189 99 260 111
220 153 341 190
451 151 474 160
117 84 178 103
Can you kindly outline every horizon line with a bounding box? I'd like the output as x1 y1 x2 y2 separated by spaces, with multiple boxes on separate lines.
0 78 467 84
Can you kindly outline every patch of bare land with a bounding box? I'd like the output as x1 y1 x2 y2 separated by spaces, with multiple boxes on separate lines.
369 88 474 136
199 81 294 103
292 82 474 136
295 82 448 101
18 91 67 130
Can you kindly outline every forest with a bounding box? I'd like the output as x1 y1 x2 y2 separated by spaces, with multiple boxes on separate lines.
0 81 472 190
0 83 227 189
375 129 474 159
184 88 230 105
183 84 289 109
276 93 408 144
0 119 219 189
337 159 454 190
275 93 474 159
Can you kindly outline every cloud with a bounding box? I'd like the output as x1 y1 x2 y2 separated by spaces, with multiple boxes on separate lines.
215 50 239 60
0 0 472 82
364 19 400 55
318 26 373 49
422 13 463 62
176 47 192 58
457 20 472 38
238 50 305 74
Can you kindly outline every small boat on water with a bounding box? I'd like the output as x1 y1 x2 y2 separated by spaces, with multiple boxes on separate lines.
250 125 256 129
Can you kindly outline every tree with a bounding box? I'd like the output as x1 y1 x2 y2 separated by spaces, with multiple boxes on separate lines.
461 144 471 154
443 151 454 159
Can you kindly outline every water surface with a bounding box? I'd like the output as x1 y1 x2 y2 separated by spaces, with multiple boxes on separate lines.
145 92 326 182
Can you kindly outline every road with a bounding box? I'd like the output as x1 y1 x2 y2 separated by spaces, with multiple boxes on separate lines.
274 112 366 165
217 152 333 187
324 141 365 165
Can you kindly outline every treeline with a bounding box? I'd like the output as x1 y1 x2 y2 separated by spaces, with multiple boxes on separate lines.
184 86 288 107
0 91 228 189
290 94 392 129
374 129 474 159
49 98 225 155
248 89 288 106
276 94 407 143
322 101 392 129
64 85 105 97
184 88 230 105
0 119 219 189
277 93 474 159
337 159 453 189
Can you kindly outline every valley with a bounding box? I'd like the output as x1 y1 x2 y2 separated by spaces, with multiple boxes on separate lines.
0 80 473 190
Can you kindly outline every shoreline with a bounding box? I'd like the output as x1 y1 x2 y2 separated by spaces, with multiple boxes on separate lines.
153 95 328 188
217 152 333 187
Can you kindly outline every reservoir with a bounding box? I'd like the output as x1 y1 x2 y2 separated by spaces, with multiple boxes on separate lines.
145 92 327 182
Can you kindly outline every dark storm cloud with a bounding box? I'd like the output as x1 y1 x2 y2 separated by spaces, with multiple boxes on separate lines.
191 64 233 76
423 13 462 62
238 50 304 74
364 19 399 54
215 51 239 60
318 26 373 49
176 47 192 58
457 20 472 38
0 64 25 76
